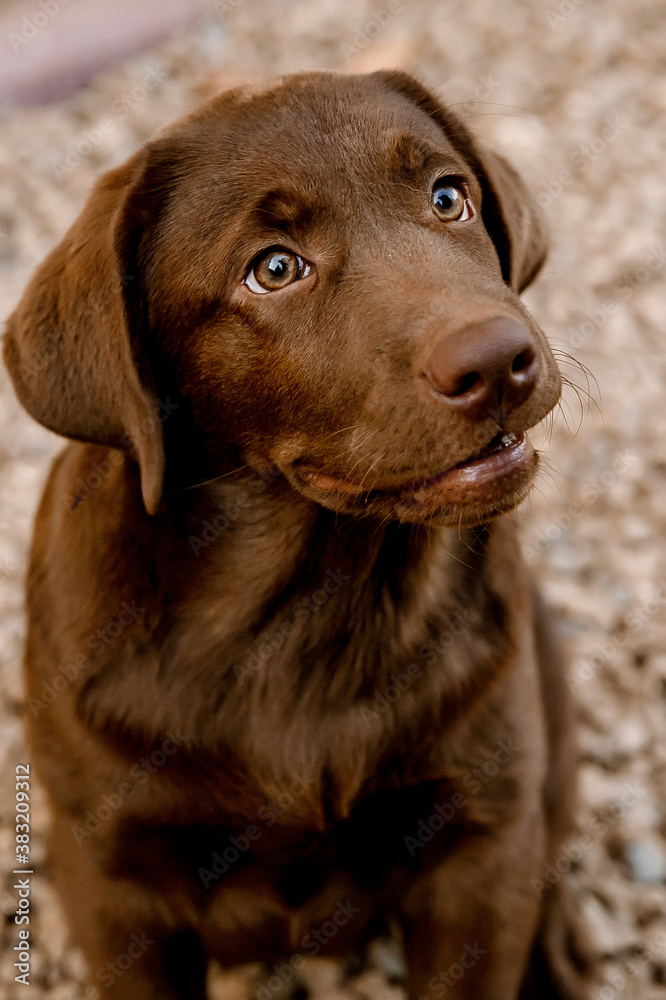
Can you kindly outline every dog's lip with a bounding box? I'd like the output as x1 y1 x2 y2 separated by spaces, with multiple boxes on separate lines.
298 432 532 499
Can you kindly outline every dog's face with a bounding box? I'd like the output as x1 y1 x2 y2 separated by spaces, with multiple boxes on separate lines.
4 71 561 527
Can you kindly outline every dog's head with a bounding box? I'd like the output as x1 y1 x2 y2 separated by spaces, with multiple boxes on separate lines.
4 71 560 527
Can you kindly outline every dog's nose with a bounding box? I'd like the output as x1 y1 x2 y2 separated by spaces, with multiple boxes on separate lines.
426 316 540 421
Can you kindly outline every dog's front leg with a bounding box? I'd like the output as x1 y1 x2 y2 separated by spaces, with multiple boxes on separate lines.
49 817 209 1000
399 816 545 1000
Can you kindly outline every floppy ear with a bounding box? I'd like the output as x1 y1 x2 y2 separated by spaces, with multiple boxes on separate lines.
371 70 548 292
2 150 165 514
472 147 548 292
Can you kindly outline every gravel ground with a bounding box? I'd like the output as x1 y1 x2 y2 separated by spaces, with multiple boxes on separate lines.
1 1 666 997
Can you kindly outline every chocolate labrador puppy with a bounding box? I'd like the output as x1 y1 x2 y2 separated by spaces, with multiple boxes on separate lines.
4 71 590 999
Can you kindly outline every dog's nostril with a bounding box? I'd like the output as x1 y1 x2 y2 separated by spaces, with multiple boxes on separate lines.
425 316 540 419
511 349 535 375
450 371 482 397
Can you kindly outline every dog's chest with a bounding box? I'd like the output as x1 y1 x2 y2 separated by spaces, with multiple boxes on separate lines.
180 600 512 834
130 520 520 833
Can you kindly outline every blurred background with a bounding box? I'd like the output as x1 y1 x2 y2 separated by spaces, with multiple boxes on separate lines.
1 0 666 997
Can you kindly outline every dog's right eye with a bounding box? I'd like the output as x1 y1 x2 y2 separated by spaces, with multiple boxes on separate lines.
431 180 473 222
245 249 311 294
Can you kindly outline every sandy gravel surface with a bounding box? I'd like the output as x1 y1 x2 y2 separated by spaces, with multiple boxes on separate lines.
1 1 666 997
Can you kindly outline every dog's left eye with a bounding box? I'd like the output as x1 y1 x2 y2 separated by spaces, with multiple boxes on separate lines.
431 180 474 222
245 249 311 294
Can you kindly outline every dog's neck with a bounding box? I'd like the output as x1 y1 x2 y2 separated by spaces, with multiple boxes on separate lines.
162 473 523 704
174 473 498 645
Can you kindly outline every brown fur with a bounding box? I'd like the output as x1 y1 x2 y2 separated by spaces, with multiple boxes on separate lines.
4 71 592 999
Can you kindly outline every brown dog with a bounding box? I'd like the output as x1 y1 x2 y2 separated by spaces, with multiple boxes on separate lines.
4 71 590 999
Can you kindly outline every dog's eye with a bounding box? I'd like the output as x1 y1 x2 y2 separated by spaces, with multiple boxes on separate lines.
431 181 473 222
245 250 311 293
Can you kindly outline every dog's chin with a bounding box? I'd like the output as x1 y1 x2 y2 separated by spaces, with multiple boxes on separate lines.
287 432 539 527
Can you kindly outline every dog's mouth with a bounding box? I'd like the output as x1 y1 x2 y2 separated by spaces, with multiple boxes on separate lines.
295 431 536 521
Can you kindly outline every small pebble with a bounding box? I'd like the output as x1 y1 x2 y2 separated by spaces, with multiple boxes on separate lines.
626 842 666 885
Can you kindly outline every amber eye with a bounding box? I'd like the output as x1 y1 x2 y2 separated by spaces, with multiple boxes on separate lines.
431 180 473 222
245 249 311 293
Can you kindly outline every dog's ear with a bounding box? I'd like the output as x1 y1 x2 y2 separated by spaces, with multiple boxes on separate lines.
3 150 166 514
471 147 548 292
371 70 548 292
